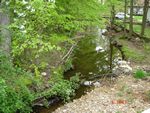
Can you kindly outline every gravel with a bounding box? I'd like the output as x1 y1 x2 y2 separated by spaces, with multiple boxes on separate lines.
53 75 150 113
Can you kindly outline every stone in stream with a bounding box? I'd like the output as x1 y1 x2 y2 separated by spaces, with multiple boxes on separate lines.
83 81 93 86
83 81 101 87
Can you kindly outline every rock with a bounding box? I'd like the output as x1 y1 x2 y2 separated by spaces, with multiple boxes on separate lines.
62 109 67 113
135 37 141 42
142 108 150 113
93 81 101 87
113 60 132 75
83 81 92 86
83 81 101 87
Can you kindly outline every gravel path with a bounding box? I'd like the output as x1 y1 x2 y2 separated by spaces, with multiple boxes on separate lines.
53 75 150 113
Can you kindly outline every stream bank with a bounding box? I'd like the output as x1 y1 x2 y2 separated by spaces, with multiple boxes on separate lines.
34 27 118 112
50 36 150 113
53 74 150 113
34 25 150 113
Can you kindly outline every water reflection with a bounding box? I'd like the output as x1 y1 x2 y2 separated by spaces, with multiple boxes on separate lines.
71 28 111 79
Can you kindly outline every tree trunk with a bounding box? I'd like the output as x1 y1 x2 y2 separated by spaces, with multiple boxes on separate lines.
124 0 127 36
129 0 133 39
111 4 115 27
109 36 113 72
141 0 149 37
0 5 11 55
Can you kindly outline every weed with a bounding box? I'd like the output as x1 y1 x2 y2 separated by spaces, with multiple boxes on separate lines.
134 69 146 79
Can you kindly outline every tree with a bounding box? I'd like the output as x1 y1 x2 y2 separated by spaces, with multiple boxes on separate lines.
129 0 134 38
124 0 128 36
0 2 11 56
141 0 149 37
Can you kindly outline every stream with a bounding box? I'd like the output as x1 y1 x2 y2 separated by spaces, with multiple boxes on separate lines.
34 28 120 113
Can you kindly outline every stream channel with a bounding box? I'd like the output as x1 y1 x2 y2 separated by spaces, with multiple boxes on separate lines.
34 28 120 113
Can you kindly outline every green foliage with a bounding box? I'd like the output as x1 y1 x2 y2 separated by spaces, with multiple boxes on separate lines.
9 0 105 75
8 0 106 70
0 52 34 113
70 74 80 90
11 1 70 56
134 70 146 79
64 58 73 72
49 78 79 101
35 67 80 102
50 74 79 102
48 68 80 101
10 0 103 60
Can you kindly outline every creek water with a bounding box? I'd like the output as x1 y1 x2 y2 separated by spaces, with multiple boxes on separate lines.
35 28 119 113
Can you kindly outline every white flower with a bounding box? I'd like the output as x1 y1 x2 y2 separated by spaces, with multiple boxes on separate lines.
26 5 31 10
41 72 47 76
18 13 26 17
105 57 108 61
14 10 17 13
20 25 25 30
22 30 27 34
13 18 17 21
6 1 10 5
31 8 35 12
22 0 28 5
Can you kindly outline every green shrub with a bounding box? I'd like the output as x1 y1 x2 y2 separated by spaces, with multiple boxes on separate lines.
52 76 79 101
36 68 80 102
47 73 80 102
0 52 34 113
50 80 75 101
134 69 146 79
70 74 80 90
64 59 73 72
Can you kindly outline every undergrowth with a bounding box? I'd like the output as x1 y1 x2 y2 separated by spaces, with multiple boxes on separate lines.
134 69 150 79
0 51 34 113
35 67 80 102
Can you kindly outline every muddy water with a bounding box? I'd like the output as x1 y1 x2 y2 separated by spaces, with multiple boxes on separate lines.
36 28 118 113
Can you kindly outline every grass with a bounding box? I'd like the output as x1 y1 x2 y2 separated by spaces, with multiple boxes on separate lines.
126 24 150 38
122 46 145 61
133 25 150 38
134 69 150 79
134 69 146 79
133 16 143 22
